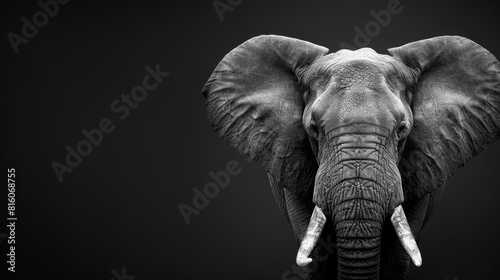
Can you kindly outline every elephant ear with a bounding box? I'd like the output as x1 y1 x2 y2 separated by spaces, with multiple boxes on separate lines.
389 36 500 215
203 35 328 196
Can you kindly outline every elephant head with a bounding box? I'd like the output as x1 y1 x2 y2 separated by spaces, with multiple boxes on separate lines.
202 35 500 279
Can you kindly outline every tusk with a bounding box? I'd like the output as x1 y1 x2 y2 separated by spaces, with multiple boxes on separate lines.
391 205 423 267
296 206 327 266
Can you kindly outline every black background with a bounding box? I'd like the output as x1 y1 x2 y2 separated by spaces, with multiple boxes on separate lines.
1 0 499 279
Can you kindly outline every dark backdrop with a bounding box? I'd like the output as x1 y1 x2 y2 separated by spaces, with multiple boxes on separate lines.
1 1 499 279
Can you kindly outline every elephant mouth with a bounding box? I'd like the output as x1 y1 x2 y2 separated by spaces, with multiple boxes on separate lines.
295 205 422 268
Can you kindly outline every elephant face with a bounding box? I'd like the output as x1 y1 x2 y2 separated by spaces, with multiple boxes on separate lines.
203 35 500 279
297 50 417 278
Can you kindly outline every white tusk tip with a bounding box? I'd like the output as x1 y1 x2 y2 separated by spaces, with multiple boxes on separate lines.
391 205 423 268
296 257 312 266
411 252 422 267
295 206 326 267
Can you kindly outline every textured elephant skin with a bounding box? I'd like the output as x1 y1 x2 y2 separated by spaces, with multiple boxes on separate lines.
203 35 500 279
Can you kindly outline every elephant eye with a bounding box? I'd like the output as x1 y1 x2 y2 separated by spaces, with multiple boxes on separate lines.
396 121 408 140
317 76 329 85
311 76 330 90
308 119 320 139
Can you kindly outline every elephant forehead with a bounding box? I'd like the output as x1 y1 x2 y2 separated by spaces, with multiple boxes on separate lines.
335 47 388 61
314 52 395 89
335 62 379 88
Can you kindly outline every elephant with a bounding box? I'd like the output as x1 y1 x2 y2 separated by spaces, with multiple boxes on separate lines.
202 35 500 279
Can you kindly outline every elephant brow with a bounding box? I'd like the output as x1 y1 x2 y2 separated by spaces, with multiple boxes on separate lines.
325 122 390 138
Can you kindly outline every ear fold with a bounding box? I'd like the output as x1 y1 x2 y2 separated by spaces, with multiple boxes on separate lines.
203 35 328 196
389 36 500 215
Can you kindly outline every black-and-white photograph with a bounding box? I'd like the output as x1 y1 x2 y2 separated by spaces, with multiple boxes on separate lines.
2 1 499 279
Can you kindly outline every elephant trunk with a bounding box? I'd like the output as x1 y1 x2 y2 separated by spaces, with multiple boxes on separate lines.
333 179 385 280
323 138 397 280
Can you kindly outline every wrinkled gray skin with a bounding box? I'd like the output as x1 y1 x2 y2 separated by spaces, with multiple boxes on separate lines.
302 51 411 279
203 35 500 279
